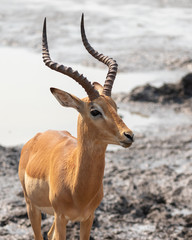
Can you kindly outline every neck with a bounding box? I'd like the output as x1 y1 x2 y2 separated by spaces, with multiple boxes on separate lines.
73 116 107 205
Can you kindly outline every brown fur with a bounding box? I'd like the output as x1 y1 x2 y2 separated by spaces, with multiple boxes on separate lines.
18 91 133 240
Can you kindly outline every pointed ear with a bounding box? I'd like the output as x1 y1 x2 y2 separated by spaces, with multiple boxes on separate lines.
50 88 84 112
93 82 103 95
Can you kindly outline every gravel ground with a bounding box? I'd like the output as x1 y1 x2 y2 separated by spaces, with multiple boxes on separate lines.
0 77 192 239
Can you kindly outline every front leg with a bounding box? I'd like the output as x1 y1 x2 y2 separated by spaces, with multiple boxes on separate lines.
80 213 94 240
54 213 68 240
47 221 55 240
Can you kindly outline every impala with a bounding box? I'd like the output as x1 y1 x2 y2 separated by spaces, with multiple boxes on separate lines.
18 14 134 240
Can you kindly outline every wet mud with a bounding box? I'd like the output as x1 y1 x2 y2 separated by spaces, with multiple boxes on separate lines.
0 77 192 239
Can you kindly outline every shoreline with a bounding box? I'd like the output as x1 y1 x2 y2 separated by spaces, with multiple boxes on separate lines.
0 47 188 147
1 1 192 238
0 91 192 239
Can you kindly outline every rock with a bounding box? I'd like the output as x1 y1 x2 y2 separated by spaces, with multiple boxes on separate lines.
180 73 192 97
113 73 192 108
129 73 192 103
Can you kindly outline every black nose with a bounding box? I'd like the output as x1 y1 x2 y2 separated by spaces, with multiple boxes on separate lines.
124 132 134 142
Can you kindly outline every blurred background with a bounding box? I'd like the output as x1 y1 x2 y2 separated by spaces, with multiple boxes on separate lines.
1 0 192 146
1 2 192 240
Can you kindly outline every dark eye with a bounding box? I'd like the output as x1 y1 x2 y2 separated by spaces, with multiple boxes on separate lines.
90 109 102 117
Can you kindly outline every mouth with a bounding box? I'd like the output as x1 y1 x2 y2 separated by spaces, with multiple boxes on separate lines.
119 141 132 148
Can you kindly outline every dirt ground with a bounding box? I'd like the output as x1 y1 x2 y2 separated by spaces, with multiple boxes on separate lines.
0 77 192 240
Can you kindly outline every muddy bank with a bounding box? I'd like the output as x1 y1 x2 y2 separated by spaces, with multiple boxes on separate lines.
1 0 192 72
0 123 192 240
0 78 192 239
114 72 192 115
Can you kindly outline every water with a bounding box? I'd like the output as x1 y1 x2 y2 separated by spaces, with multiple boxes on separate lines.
0 47 187 146
0 0 192 146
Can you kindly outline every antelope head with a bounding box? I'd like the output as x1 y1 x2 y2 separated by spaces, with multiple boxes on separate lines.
42 14 134 148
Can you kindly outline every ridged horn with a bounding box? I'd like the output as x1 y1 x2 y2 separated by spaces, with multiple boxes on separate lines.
42 18 99 101
81 13 118 97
